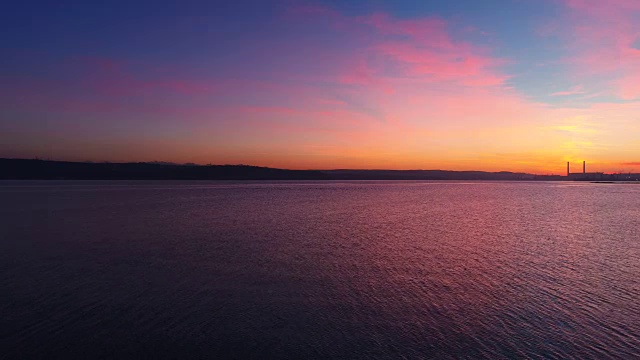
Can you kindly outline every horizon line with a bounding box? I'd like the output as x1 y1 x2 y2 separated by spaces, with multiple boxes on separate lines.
0 157 593 177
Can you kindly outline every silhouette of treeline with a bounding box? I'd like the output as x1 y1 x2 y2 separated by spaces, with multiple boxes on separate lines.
0 159 328 180
0 158 565 180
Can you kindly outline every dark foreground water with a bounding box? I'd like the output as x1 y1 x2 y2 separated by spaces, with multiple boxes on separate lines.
1 181 639 359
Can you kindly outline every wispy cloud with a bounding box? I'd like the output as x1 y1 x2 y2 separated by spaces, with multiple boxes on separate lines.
560 0 640 100
551 85 585 96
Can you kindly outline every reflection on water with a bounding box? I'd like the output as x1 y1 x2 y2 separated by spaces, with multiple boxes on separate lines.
1 181 639 359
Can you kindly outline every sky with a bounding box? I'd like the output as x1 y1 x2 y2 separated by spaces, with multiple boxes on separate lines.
1 0 640 174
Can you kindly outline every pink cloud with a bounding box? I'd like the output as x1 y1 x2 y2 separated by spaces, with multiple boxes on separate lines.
303 9 511 100
351 13 508 86
337 60 396 95
338 60 377 85
617 73 640 100
234 7 545 154
289 5 508 91
375 41 506 85
559 0 640 100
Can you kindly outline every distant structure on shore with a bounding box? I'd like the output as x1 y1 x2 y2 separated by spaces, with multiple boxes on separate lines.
566 161 640 181
566 161 605 181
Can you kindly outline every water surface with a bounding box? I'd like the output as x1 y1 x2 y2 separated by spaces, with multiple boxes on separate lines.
1 181 639 359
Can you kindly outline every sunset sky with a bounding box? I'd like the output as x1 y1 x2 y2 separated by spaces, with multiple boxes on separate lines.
1 0 640 173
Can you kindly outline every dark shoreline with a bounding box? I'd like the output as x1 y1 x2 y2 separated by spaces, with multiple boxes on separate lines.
2 158 639 181
0 158 562 181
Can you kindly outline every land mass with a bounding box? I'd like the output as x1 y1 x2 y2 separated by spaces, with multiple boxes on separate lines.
1 158 569 180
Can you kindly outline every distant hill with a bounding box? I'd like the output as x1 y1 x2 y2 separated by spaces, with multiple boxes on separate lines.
0 159 329 180
0 158 565 180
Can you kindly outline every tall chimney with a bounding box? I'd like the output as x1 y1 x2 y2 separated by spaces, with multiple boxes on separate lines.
583 161 586 174
567 162 570 177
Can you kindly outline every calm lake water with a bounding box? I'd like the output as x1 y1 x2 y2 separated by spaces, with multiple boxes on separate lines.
1 181 639 359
